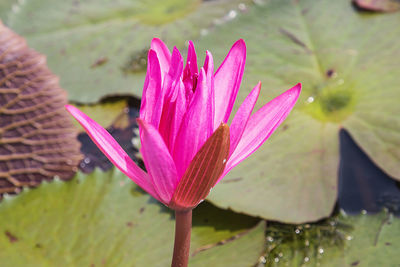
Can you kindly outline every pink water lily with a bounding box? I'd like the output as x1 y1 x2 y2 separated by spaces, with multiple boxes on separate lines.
66 38 301 211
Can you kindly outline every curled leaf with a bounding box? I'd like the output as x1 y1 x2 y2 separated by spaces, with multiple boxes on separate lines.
0 21 82 196
353 0 400 12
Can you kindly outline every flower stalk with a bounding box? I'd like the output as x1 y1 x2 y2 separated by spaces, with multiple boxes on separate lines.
171 210 192 267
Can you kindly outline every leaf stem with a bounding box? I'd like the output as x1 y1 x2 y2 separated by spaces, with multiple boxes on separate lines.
171 209 192 267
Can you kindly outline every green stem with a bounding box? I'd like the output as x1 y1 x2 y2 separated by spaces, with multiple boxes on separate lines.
171 210 192 267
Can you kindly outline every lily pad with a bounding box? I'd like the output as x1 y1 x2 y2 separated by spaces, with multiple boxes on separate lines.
264 211 400 266
72 98 128 131
0 0 14 20
191 222 265 267
0 22 82 196
195 0 400 223
0 168 264 266
1 0 252 102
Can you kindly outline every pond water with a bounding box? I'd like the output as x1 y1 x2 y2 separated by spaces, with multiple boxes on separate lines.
339 129 400 216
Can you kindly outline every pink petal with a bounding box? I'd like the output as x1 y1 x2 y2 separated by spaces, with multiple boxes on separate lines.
204 51 215 125
169 124 230 210
158 48 185 148
203 50 213 75
183 40 199 98
65 105 161 202
140 49 163 128
168 80 187 150
159 80 187 150
137 119 179 204
168 47 183 80
173 68 214 178
229 82 261 155
213 39 246 128
185 41 198 77
159 47 184 105
223 83 301 176
151 38 171 76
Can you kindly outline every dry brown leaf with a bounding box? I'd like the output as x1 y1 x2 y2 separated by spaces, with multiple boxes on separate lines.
353 0 400 12
0 21 82 196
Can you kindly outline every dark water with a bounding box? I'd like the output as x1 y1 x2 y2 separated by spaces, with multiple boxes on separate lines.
78 97 141 173
338 129 400 216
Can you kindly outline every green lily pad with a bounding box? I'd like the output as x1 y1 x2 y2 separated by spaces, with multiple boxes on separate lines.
264 211 400 266
73 99 128 131
0 0 14 20
191 221 265 267
0 168 264 266
195 0 400 223
1 0 252 103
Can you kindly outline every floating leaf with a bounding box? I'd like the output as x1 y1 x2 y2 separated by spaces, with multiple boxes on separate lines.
264 211 400 266
191 222 265 267
1 0 252 102
72 98 128 131
195 0 400 223
0 1 14 20
0 22 81 196
0 168 264 266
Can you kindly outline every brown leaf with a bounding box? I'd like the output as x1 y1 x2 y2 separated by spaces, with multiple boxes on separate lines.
353 0 400 12
0 21 82 196
169 124 230 210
